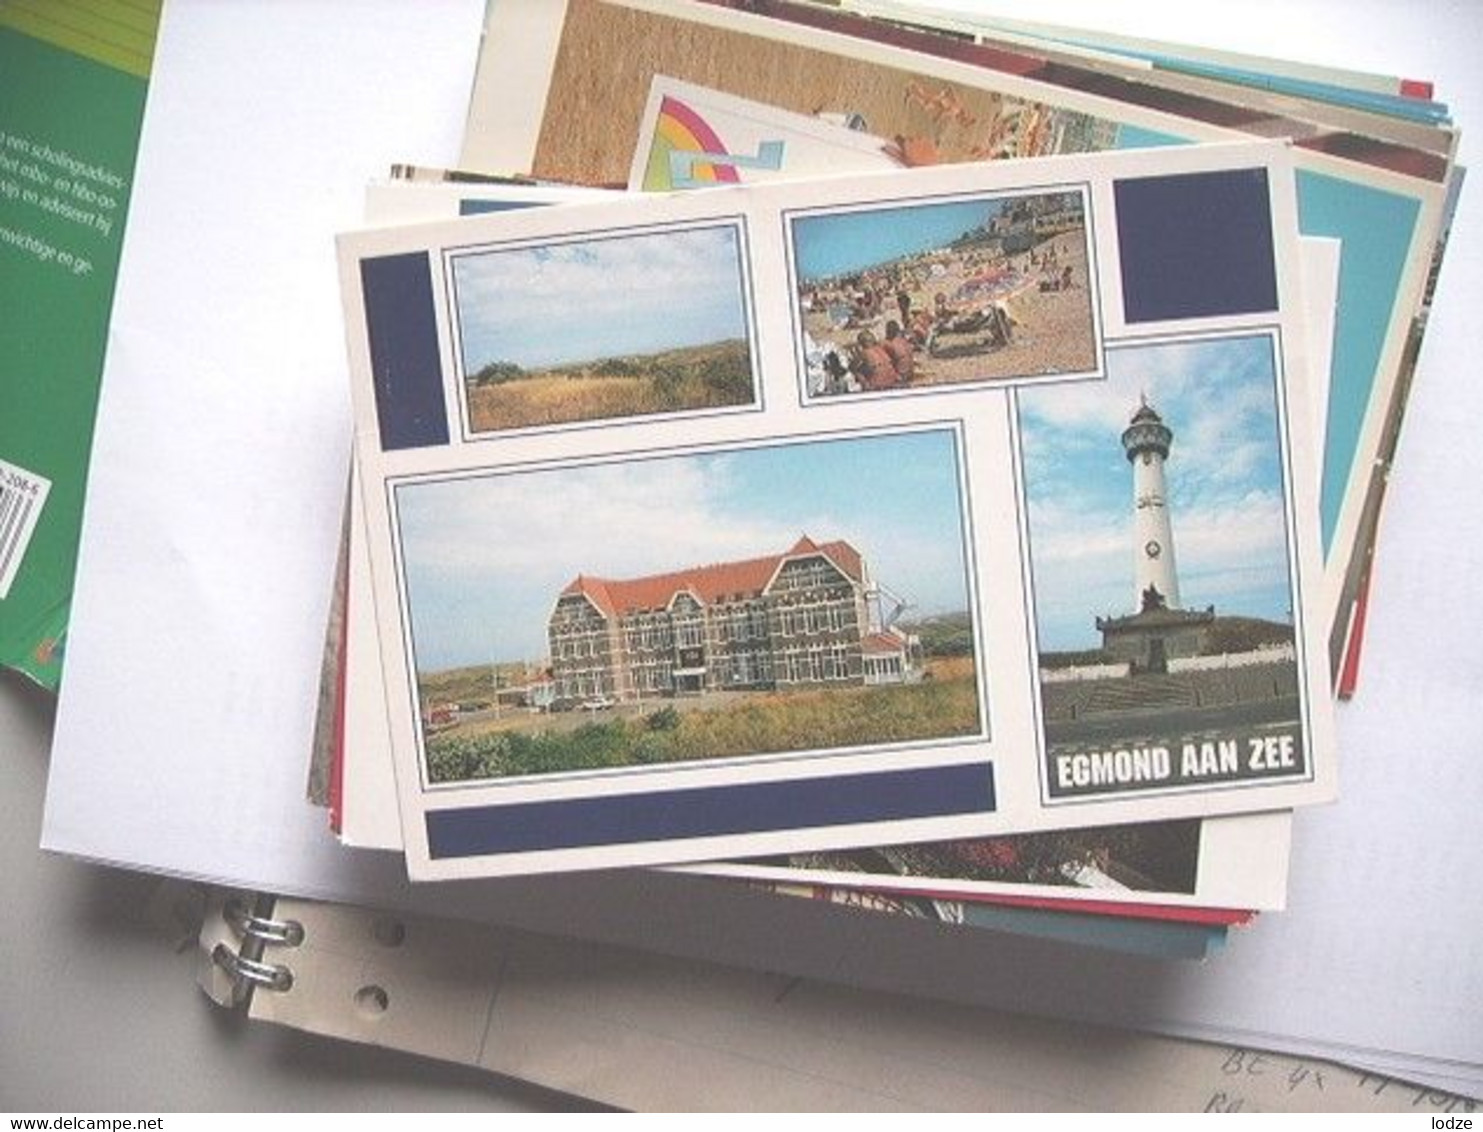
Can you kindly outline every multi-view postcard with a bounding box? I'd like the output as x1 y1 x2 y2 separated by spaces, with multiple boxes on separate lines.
327 181 1339 911
338 139 1336 880
466 0 1451 678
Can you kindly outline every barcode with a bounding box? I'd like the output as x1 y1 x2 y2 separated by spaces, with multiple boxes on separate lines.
0 457 51 600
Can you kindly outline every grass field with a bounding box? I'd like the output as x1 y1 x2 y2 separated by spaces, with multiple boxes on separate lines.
417 662 533 712
465 338 753 432
424 656 980 783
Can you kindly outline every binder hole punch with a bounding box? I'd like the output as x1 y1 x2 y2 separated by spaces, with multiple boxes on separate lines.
355 984 390 1018
371 917 406 947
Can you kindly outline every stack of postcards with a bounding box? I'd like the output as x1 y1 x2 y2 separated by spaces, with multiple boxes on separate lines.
30 0 1476 1103
322 0 1448 940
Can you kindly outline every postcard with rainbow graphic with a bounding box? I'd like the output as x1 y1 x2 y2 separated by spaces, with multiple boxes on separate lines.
629 76 902 192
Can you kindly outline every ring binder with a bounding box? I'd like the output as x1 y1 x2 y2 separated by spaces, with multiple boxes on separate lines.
223 896 307 946
211 943 295 994
211 893 303 1006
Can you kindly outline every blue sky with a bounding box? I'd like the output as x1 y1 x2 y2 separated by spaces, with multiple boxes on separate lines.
1018 335 1296 652
451 224 749 371
793 197 1010 281
396 430 973 670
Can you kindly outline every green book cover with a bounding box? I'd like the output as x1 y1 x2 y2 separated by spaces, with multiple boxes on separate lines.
0 0 161 689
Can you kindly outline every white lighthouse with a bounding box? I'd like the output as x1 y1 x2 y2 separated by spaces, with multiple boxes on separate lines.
1121 398 1181 610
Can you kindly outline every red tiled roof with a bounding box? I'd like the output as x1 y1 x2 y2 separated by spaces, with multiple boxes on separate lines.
561 536 864 617
862 630 908 655
795 535 863 584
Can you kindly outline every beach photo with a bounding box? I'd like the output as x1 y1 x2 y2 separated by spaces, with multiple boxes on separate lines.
392 429 982 784
448 222 758 434
790 189 1098 398
1017 334 1307 799
521 0 1121 185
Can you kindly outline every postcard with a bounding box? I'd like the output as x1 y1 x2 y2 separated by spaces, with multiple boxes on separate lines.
465 0 1451 681
628 75 902 192
339 140 1335 880
722 816 1282 912
327 182 1337 912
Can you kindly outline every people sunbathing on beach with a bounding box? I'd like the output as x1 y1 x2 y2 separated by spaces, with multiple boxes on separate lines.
881 320 916 382
925 291 1017 355
848 329 900 390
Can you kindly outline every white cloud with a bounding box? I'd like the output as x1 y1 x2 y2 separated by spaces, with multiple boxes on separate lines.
397 458 866 596
1027 473 1293 645
1175 490 1291 596
452 225 745 351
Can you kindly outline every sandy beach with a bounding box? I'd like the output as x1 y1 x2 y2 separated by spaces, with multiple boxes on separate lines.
801 231 1097 392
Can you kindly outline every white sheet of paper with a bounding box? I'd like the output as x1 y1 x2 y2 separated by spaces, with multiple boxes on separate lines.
41 0 488 901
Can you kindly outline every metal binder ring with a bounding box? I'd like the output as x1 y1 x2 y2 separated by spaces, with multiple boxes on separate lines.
212 942 294 993
224 897 305 946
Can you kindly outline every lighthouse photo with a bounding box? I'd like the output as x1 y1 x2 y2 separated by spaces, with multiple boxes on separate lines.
1016 334 1309 800
1092 396 1218 675
1124 398 1183 611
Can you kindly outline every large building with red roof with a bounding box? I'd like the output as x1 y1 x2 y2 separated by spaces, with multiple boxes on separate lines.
547 535 918 703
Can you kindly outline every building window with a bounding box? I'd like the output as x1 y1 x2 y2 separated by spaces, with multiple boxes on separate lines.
749 608 769 640
829 644 849 679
